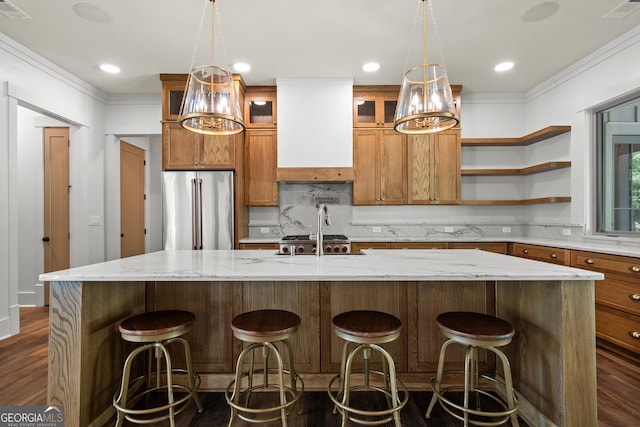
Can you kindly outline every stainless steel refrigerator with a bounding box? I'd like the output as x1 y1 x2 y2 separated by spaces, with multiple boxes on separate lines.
162 171 234 250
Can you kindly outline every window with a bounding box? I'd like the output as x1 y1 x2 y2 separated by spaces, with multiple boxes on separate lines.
596 95 640 235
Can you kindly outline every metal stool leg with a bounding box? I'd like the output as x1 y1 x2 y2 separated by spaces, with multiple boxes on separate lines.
491 346 520 427
175 336 203 413
373 343 402 427
426 339 455 418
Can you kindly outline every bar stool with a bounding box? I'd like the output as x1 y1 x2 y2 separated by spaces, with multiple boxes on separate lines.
426 311 519 427
327 310 409 427
225 309 304 426
113 310 203 427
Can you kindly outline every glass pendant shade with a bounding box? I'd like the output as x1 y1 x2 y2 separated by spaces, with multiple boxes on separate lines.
179 65 245 136
394 64 459 134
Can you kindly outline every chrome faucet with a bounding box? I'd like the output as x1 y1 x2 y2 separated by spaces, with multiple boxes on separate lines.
316 203 331 256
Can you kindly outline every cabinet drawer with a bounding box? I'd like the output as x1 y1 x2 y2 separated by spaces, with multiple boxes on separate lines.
449 242 507 254
389 242 448 250
596 304 640 354
351 242 389 252
596 277 640 316
510 243 570 265
572 250 640 280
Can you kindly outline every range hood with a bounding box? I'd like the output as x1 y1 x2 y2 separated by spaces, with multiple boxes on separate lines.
276 78 354 182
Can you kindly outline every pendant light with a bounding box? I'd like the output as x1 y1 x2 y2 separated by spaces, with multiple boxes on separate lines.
179 0 245 135
394 0 458 134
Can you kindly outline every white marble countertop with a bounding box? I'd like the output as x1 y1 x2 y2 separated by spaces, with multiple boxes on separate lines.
40 249 603 282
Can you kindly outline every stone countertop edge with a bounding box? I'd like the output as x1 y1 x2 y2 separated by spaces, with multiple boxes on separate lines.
240 236 640 258
40 249 604 282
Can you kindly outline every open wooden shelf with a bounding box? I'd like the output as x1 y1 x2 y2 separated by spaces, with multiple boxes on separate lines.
460 197 571 206
461 161 571 176
461 125 571 146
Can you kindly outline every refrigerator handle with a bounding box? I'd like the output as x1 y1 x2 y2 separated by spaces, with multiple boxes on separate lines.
196 178 203 249
191 178 198 250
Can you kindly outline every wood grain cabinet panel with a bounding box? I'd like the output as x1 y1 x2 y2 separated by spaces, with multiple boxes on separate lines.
240 281 320 373
245 130 278 206
353 129 407 205
146 281 235 373
407 281 494 372
321 281 407 373
408 129 460 204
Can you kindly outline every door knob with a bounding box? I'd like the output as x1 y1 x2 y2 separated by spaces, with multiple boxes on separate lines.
42 236 50 242
121 233 124 238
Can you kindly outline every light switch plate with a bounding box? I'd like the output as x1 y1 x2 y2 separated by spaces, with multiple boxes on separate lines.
444 227 454 232
260 227 269 234
502 227 511 233
372 226 381 233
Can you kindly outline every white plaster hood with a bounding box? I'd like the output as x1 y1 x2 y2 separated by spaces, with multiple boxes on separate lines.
276 78 353 176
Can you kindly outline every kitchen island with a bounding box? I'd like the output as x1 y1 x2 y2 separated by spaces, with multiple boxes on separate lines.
41 249 602 427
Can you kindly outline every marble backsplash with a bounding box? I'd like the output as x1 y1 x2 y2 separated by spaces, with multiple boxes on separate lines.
247 183 586 241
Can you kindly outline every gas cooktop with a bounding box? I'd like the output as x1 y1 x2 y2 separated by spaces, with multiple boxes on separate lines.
279 234 350 254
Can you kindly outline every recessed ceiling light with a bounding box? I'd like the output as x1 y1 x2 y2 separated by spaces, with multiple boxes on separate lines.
100 64 120 74
494 62 514 72
73 3 111 24
521 1 559 23
233 62 251 73
362 62 380 72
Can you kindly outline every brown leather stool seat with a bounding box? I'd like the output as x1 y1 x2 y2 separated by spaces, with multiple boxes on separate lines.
426 311 519 427
113 310 202 427
328 310 408 427
225 309 304 426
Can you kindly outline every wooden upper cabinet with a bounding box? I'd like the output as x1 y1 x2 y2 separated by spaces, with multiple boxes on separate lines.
160 74 188 121
162 122 235 170
162 122 199 169
245 130 278 206
353 129 407 205
201 134 235 169
160 73 244 171
244 87 277 129
408 129 460 204
353 87 400 128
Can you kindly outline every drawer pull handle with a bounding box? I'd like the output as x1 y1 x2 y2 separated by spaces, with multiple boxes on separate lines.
585 258 594 265
550 253 557 259
630 294 640 301
630 331 640 340
630 266 640 273
523 249 528 254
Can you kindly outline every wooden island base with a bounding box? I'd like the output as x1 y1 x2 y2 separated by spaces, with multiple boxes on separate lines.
49 278 596 427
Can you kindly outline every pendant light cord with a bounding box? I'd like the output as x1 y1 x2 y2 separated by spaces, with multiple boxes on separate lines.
403 0 422 75
188 0 209 72
428 0 449 74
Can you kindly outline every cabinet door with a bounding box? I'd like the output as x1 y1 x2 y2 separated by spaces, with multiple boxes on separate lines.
353 130 380 205
245 130 278 206
162 122 198 170
244 90 277 128
408 130 460 204
378 94 399 128
353 96 379 127
353 93 398 128
432 130 460 204
200 134 235 169
161 76 187 121
407 133 433 203
379 130 407 204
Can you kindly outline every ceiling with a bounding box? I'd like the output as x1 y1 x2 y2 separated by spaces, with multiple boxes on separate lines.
2 0 640 96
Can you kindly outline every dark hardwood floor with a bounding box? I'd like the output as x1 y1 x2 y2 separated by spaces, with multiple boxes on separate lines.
1 307 639 426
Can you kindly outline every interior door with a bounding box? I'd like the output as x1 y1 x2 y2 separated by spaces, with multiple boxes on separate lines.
120 141 145 258
43 127 70 305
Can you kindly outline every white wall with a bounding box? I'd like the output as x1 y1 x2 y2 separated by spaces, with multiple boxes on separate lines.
1 33 107 337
